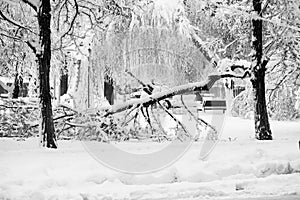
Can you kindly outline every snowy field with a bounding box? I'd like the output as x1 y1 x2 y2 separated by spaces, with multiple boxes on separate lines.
0 115 300 200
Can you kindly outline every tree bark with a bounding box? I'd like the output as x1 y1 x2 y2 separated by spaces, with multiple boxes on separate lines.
104 74 114 105
60 73 68 96
12 73 20 99
37 0 57 148
251 0 272 140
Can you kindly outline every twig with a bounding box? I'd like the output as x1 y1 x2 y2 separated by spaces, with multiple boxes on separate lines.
0 32 36 53
60 0 79 40
140 106 153 135
122 104 139 125
180 95 217 133
150 106 168 141
0 10 35 33
157 101 191 141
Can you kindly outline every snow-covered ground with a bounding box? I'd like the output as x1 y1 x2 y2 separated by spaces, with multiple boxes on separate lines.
0 116 300 199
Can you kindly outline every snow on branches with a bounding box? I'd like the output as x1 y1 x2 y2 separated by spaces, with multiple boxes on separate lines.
217 58 252 79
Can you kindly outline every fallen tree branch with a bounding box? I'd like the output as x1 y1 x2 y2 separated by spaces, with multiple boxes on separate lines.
103 74 221 116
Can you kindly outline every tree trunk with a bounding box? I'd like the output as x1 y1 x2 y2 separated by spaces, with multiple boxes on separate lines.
60 73 68 96
104 75 114 105
251 0 272 140
12 60 22 99
12 73 20 99
37 0 57 148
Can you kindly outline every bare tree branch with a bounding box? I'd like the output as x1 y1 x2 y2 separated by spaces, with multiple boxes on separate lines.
0 32 36 54
60 0 79 39
0 32 22 41
267 63 297 101
56 0 68 31
0 9 35 33
25 40 36 54
260 0 270 15
20 0 37 12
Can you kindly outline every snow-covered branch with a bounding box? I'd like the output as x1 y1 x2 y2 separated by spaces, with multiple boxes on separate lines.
190 27 219 68
220 70 251 79
218 59 253 79
216 3 300 32
95 59 254 117
103 74 221 116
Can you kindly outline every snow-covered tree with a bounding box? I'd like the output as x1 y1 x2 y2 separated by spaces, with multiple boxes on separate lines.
0 0 145 147
182 0 300 139
0 0 57 147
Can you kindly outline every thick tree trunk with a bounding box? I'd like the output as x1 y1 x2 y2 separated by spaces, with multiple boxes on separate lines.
37 0 57 148
251 0 272 140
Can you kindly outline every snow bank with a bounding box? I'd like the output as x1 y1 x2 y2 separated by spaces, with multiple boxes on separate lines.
0 117 300 199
